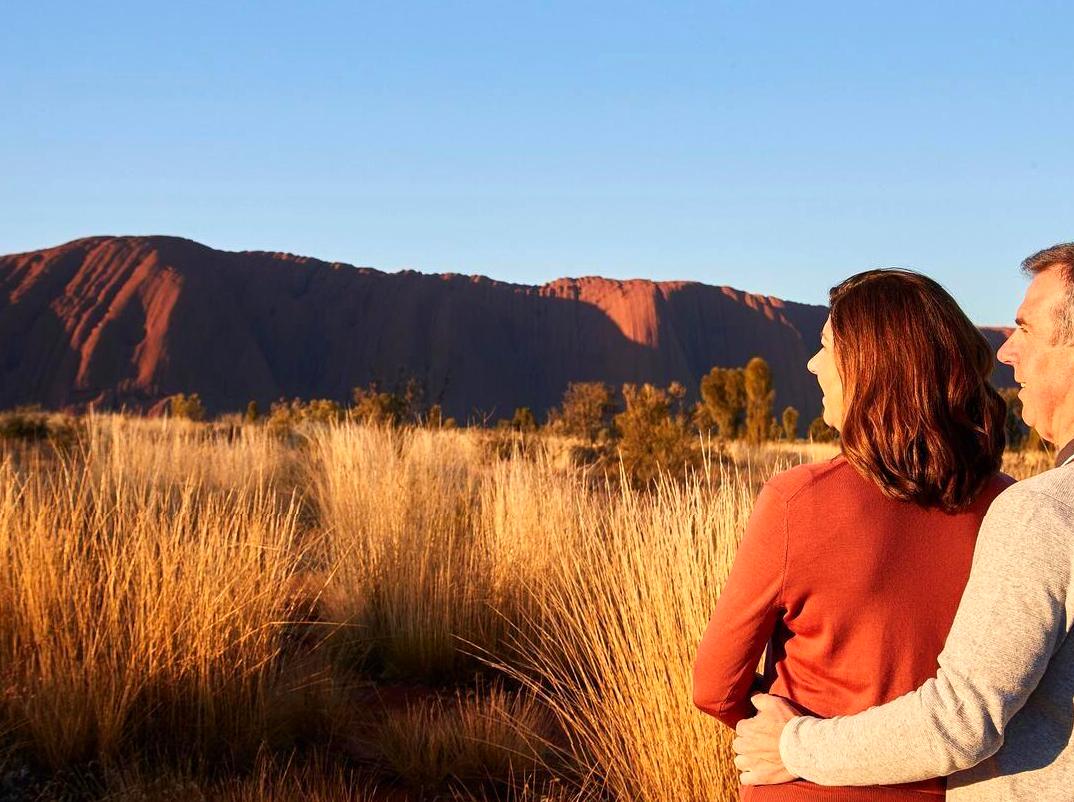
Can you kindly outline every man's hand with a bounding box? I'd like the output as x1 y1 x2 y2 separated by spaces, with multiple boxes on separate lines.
733 694 801 785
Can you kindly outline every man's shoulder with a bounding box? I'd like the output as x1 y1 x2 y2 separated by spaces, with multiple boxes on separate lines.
1002 464 1074 511
984 464 1074 534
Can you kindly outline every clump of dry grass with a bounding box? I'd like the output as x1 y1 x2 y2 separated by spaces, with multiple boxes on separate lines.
1003 447 1055 480
0 444 309 770
493 465 755 802
374 683 557 790
307 423 489 680
83 412 301 500
97 752 380 802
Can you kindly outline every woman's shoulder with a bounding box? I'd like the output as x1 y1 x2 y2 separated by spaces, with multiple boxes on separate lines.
988 471 1018 494
762 454 855 503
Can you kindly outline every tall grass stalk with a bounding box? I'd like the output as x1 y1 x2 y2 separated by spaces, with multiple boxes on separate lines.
492 463 758 802
0 446 306 769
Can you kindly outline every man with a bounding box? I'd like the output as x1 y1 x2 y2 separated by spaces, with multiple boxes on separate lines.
732 244 1074 800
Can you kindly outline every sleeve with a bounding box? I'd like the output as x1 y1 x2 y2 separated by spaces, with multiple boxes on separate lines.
693 479 788 728
779 486 1073 784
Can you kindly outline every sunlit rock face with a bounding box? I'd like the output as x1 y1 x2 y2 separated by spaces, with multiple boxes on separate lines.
0 235 1011 424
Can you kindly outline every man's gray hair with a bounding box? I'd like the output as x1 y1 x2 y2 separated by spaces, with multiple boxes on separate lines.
1022 243 1074 345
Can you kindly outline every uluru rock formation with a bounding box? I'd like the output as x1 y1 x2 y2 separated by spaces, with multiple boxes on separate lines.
0 236 1014 428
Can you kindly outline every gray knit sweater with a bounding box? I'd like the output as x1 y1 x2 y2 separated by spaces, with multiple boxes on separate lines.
779 461 1074 801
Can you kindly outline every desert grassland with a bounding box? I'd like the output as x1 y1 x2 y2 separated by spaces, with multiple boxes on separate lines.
0 414 1047 801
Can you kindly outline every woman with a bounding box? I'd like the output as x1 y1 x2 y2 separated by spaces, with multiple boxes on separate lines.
693 269 1012 801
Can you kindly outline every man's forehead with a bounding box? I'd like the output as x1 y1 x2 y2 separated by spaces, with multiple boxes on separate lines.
1016 268 1065 325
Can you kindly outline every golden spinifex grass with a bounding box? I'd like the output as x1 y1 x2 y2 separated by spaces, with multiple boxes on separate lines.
307 423 488 680
308 422 777 800
373 682 556 788
97 751 381 802
83 411 300 498
0 414 1046 801
308 422 589 683
489 465 758 802
0 440 309 769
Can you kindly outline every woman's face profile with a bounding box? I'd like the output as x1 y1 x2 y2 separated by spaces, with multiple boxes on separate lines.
807 316 844 431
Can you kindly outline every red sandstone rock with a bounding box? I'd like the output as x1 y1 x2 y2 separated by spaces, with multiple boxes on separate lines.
0 236 1013 425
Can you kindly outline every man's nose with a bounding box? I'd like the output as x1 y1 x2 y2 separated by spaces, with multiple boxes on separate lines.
997 336 1016 366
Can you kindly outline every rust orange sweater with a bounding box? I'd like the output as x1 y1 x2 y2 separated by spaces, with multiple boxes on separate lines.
693 456 1013 801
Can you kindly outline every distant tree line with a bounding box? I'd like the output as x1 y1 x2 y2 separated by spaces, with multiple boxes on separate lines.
162 357 841 460
537 356 839 486
167 378 456 431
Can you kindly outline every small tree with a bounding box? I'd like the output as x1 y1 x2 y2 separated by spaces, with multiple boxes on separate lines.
808 416 838 443
743 357 775 444
426 403 444 428
781 406 799 441
698 366 746 439
614 382 696 487
266 397 345 431
304 399 345 424
244 400 260 423
352 382 406 426
511 406 537 432
549 382 615 442
768 416 783 441
401 377 428 423
168 393 205 422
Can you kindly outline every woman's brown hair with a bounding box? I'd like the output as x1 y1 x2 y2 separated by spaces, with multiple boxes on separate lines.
829 269 1006 512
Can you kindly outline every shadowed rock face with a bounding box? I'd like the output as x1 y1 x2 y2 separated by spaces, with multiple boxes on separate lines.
0 236 1014 426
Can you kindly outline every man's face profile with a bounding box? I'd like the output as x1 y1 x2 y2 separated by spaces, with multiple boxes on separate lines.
997 265 1074 444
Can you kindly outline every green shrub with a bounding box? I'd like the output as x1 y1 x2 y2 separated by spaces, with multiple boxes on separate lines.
743 357 775 444
0 406 50 441
697 366 745 439
0 407 82 448
614 383 698 486
266 398 345 432
511 407 537 432
808 416 838 443
546 382 615 442
781 406 799 440
167 393 205 422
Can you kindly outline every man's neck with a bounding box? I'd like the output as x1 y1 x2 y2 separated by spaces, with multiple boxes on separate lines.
1054 433 1074 468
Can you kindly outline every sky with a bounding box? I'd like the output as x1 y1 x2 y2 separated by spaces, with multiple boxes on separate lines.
2 1 1072 325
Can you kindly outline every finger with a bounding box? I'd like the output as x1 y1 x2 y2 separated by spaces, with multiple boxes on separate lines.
732 734 764 755
750 693 777 711
733 753 753 770
736 717 760 737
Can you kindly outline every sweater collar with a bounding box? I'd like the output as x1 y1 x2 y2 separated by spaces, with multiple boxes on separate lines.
1056 439 1074 468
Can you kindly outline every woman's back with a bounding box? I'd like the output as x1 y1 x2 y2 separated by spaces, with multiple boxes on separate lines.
768 457 1011 718
693 456 1013 800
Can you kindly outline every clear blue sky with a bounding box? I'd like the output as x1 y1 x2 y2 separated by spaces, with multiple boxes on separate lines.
3 1 1072 325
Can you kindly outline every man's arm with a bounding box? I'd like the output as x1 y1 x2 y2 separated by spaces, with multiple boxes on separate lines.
777 485 1073 785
